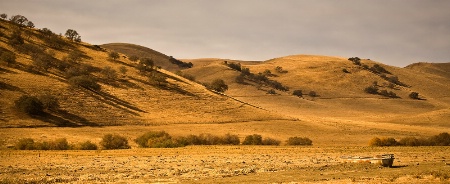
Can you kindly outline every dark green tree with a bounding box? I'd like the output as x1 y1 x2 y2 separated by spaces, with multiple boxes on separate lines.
209 79 228 92
409 92 420 100
65 29 80 41
14 95 44 115
0 13 7 20
108 51 120 60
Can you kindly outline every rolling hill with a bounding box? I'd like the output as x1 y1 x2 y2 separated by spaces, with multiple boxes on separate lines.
0 19 283 128
1 17 449 146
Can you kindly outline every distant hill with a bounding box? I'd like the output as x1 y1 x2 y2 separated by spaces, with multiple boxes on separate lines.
101 43 192 72
180 55 450 127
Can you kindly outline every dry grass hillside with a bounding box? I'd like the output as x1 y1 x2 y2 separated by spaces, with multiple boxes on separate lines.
179 55 450 133
101 43 191 72
1 17 449 147
0 19 283 128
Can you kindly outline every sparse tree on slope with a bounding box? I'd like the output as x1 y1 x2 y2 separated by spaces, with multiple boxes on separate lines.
65 29 81 42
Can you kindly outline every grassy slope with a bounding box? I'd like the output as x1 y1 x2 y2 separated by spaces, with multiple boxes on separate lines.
181 55 450 127
0 20 282 127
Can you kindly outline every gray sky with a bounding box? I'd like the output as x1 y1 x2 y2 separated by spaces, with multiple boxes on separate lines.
2 0 450 67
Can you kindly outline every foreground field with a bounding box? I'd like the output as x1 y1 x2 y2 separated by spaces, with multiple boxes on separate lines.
0 146 449 183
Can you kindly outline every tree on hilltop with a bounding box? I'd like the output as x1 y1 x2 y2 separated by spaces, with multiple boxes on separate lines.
9 15 29 26
1 13 7 20
65 29 81 42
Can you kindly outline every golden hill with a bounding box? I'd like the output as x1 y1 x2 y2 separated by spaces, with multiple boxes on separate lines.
179 55 450 128
0 19 283 127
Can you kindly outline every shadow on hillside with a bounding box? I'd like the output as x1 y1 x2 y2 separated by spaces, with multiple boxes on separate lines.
130 77 197 97
0 66 18 74
98 78 144 90
0 81 22 92
85 88 145 115
33 110 99 127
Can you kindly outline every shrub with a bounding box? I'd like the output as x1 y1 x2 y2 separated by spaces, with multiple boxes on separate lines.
398 136 420 146
308 91 317 97
49 138 70 150
78 140 98 150
368 137 382 146
428 132 450 146
369 137 398 146
129 55 139 62
14 95 44 115
292 90 303 97
348 57 361 65
68 75 101 91
209 79 228 92
101 66 118 81
0 52 16 66
242 134 263 145
267 89 276 94
225 62 242 71
286 137 313 146
221 133 240 145
135 131 172 148
108 51 120 60
235 74 245 84
364 86 378 94
15 138 35 150
409 92 420 100
262 137 281 146
38 94 59 111
275 66 288 73
100 134 130 149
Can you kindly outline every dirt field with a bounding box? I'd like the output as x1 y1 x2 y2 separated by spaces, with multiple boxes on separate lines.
1 146 449 183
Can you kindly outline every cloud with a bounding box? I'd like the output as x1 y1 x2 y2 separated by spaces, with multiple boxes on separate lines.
3 0 450 66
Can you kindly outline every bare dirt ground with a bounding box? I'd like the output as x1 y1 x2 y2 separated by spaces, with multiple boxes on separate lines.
1 146 449 183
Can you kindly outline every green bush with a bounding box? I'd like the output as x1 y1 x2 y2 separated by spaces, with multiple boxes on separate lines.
15 138 71 150
100 134 130 149
364 86 378 94
221 133 240 145
286 137 313 146
135 131 175 148
68 75 101 91
409 92 420 99
429 132 450 146
78 141 98 150
14 95 44 115
262 137 281 146
0 52 16 66
208 79 228 92
38 94 59 111
242 134 263 145
15 138 35 150
292 90 302 97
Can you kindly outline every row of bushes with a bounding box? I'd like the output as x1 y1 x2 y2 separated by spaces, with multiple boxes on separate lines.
369 132 450 147
15 138 97 150
14 132 313 150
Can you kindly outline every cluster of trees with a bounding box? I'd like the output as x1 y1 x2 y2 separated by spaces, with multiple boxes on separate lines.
369 132 450 147
364 85 397 98
169 56 193 68
14 94 59 115
292 89 317 98
224 61 289 92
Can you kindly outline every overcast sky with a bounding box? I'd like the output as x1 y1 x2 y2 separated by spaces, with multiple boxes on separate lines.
3 0 450 67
